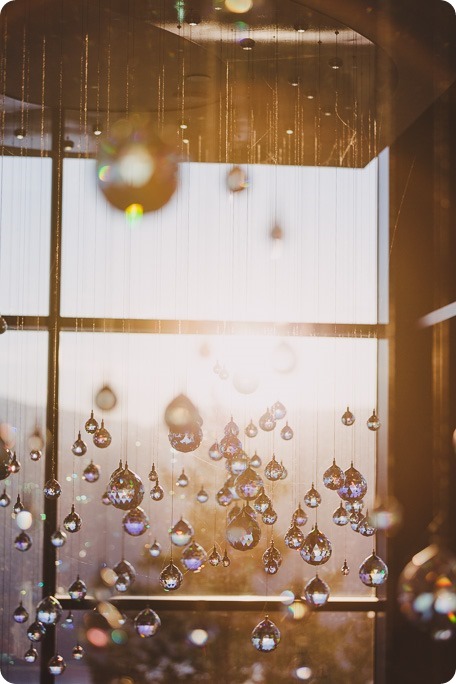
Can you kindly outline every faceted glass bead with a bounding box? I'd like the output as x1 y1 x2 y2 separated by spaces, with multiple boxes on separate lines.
227 165 248 192
293 504 308 527
208 545 222 567
115 573 131 593
13 495 24 514
332 503 349 526
68 576 87 601
13 601 29 624
357 512 377 536
216 485 233 507
222 549 231 567
150 481 164 501
304 484 321 508
304 575 330 608
249 451 262 468
63 505 82 533
72 644 84 660
259 408 276 432
30 450 42 462
300 526 332 565
367 409 381 431
271 401 287 420
196 486 209 503
176 469 189 487
37 596 63 625
0 488 10 507
262 504 278 525
15 531 32 551
27 620 46 642
359 552 388 586
62 611 74 629
51 528 67 548
0 315 7 334
226 506 261 550
44 478 62 499
338 464 367 501
48 654 66 676
24 647 38 663
159 562 183 591
264 559 279 574
235 467 264 500
263 541 283 568
284 523 304 549
251 616 280 652
227 452 250 476
323 459 345 490
341 559 350 575
114 559 136 583
149 540 162 557
224 416 239 436
227 504 241 524
84 410 98 434
264 454 284 481
122 507 149 536
253 489 271 514
245 421 258 438
101 491 111 505
83 460 100 483
280 422 294 441
93 420 112 448
169 517 194 546
208 441 223 461
95 385 117 411
341 406 355 426
168 427 202 453
148 463 158 482
107 464 144 509
219 433 242 458
71 432 87 456
182 541 207 571
134 607 161 637
9 452 21 473
165 393 199 431
349 510 364 531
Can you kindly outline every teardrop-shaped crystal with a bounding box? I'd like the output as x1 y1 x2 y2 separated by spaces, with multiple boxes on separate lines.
168 427 203 453
226 506 261 550
37 596 63 625
262 503 278 525
251 616 280 652
13 601 29 624
245 420 258 438
115 573 131 593
93 419 112 448
337 464 367 501
300 525 332 565
68 576 87 601
341 406 355 426
85 410 98 434
107 464 144 509
293 504 308 527
83 460 100 483
63 505 82 533
359 552 388 586
181 541 207 571
114 559 136 583
148 464 158 482
263 558 279 574
332 503 349 526
15 531 32 551
13 494 24 514
367 409 381 431
123 507 149 536
263 540 283 568
235 466 264 500
44 477 62 499
27 620 46 642
264 454 284 481
95 385 117 411
101 490 111 505
47 654 66 676
259 408 276 432
30 449 42 461
216 485 233 507
341 559 350 575
9 452 21 473
219 433 242 458
304 575 330 608
304 484 322 508
227 165 248 192
208 441 222 461
280 422 294 441
134 607 161 637
271 401 287 420
224 416 239 436
71 644 84 660
164 394 200 431
169 517 194 546
51 527 67 547
24 647 38 663
149 540 161 558
28 427 44 451
150 481 164 501
0 488 10 507
159 562 183 591
62 611 74 629
222 549 231 567
323 459 345 490
208 545 222 567
226 451 250 476
227 503 241 524
285 522 304 549
253 489 271 514
249 451 262 468
176 469 189 487
196 486 209 503
71 432 87 457
349 509 364 531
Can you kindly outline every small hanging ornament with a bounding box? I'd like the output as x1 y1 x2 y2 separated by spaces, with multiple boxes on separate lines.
208 545 222 567
101 490 112 505
62 611 74 629
304 574 330 608
341 406 355 426
359 551 388 586
245 420 258 438
0 488 10 507
196 486 209 503
134 607 161 637
300 525 332 565
235 467 264 501
123 507 149 536
114 559 136 584
263 558 279 574
262 503 278 525
71 644 84 660
71 432 87 457
253 489 271 514
28 427 44 452
169 517 194 546
271 400 287 420
176 469 189 487
341 559 350 575
280 423 294 441
83 460 100 483
13 494 24 514
249 451 262 468
13 601 29 624
150 480 165 501
332 503 349 526
251 616 280 652
51 528 67 548
115 572 131 593
292 504 308 527
345 499 364 515
148 464 158 482
15 531 32 551
259 408 276 432
24 647 38 663
219 433 242 458
226 452 249 476
159 562 183 591
37 596 63 625
84 410 98 434
30 449 42 462
224 416 239 436
227 165 248 192
93 419 112 448
27 620 46 642
164 394 200 432
208 441 223 461
95 384 117 411
226 505 261 551
222 548 231 567
9 452 21 474
284 523 304 550
107 463 144 509
181 541 207 572
264 454 284 481
357 511 376 537
168 427 203 453
47 654 66 676
337 463 367 501
216 485 233 507
263 540 283 569
323 459 345 490
304 484 322 508
367 409 381 431
63 504 82 533
149 540 162 558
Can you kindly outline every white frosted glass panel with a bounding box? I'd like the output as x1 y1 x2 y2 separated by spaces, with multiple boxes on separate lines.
0 157 51 315
61 159 377 323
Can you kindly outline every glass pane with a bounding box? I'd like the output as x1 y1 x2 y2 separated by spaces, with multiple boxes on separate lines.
0 157 51 316
61 159 377 323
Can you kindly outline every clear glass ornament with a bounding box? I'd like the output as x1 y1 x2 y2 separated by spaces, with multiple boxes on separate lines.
95 384 117 411
226 452 249 476
51 528 67 548
262 503 278 525
235 466 264 500
134 607 161 637
227 165 248 192
253 489 270 514
332 503 349 526
271 401 287 420
169 517 194 546
93 419 112 448
13 494 24 514
148 463 158 482
337 463 367 501
114 559 136 583
359 551 388 586
159 561 183 591
304 484 321 508
27 620 46 642
245 421 258 438
149 539 161 558
85 410 98 434
30 449 42 462
259 408 276 432
63 505 82 533
68 575 87 601
341 406 355 426
224 416 239 436
115 573 131 593
168 426 203 453
280 422 294 441
208 441 222 461
150 481 165 501
264 454 284 481
293 504 308 527
47 654 66 676
196 486 209 503
71 432 87 457
263 558 279 574
304 574 330 608
37 596 62 625
13 601 29 624
72 644 84 660
181 541 207 571
15 531 32 551
62 611 74 629
176 469 189 487
208 545 222 567
284 522 304 549
219 433 242 458
323 459 345 490
0 489 11 508
341 559 350 575
227 503 241 524
24 647 38 663
226 505 261 550
28 427 44 451
101 490 111 505
263 540 283 568
300 525 332 565
107 464 144 509
349 510 364 531
216 485 233 507
249 451 262 468
222 549 231 567
83 460 100 483
9 452 21 473
123 507 149 536
251 616 280 652
367 409 381 431
165 393 199 431
357 511 376 537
